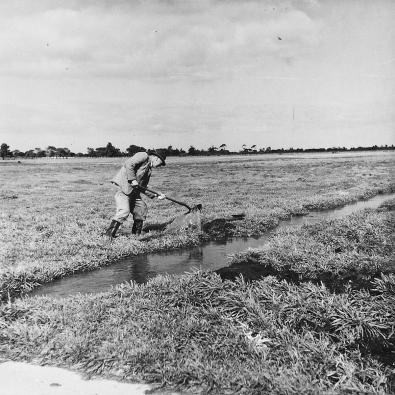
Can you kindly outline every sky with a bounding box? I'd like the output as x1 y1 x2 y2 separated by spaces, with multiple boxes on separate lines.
0 0 394 153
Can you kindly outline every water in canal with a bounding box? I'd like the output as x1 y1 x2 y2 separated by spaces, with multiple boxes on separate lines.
29 192 395 298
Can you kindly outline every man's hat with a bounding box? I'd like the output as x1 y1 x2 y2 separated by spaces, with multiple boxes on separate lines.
149 149 167 166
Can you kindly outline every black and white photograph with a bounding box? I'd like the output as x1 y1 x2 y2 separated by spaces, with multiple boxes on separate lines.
0 1 394 394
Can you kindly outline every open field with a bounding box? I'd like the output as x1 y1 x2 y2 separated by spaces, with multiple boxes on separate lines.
0 201 394 394
1 152 394 299
0 152 394 393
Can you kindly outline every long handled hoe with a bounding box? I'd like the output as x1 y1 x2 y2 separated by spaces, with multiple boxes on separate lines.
138 185 202 213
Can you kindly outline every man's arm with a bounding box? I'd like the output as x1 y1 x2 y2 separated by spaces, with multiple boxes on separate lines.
137 185 166 200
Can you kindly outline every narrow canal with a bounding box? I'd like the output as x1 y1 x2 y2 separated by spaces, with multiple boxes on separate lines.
29 192 395 298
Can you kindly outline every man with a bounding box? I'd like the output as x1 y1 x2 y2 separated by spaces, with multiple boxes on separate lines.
105 149 167 239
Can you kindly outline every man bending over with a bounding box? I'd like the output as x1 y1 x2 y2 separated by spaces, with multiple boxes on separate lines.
105 149 167 239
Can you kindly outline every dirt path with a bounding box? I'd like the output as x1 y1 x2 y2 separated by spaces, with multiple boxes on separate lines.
0 361 152 395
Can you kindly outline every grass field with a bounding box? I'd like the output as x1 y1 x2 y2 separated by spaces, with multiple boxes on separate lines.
1 152 394 298
1 200 394 394
0 152 394 393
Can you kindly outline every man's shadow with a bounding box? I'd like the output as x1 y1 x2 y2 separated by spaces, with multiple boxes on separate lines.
143 221 173 233
118 220 171 236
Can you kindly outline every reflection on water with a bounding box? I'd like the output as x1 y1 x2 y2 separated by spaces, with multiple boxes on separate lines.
29 192 395 299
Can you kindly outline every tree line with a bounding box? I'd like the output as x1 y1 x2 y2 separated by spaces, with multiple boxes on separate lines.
1 142 394 160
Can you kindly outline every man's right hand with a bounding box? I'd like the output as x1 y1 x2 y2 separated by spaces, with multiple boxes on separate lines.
130 180 139 187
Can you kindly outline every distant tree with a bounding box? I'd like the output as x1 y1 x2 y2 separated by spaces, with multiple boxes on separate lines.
57 148 71 157
265 147 272 152
11 150 24 157
217 143 230 155
188 146 197 155
126 144 146 156
46 146 57 157
241 144 251 153
207 146 217 153
65 148 75 157
95 147 107 156
25 149 35 158
87 147 95 157
33 147 46 157
1 143 10 159
105 142 121 157
165 146 182 156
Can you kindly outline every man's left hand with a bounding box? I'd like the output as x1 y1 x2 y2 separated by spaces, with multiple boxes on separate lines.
157 193 166 200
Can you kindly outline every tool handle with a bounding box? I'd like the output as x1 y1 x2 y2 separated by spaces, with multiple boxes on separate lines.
137 186 191 211
163 196 192 211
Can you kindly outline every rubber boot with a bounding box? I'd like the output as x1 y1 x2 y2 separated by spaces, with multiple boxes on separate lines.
132 220 144 235
105 220 121 240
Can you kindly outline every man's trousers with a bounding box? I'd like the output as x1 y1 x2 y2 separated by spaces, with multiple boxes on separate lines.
112 187 148 223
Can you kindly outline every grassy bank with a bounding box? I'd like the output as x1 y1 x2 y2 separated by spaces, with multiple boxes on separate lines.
0 203 394 394
1 153 394 298
220 199 395 292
